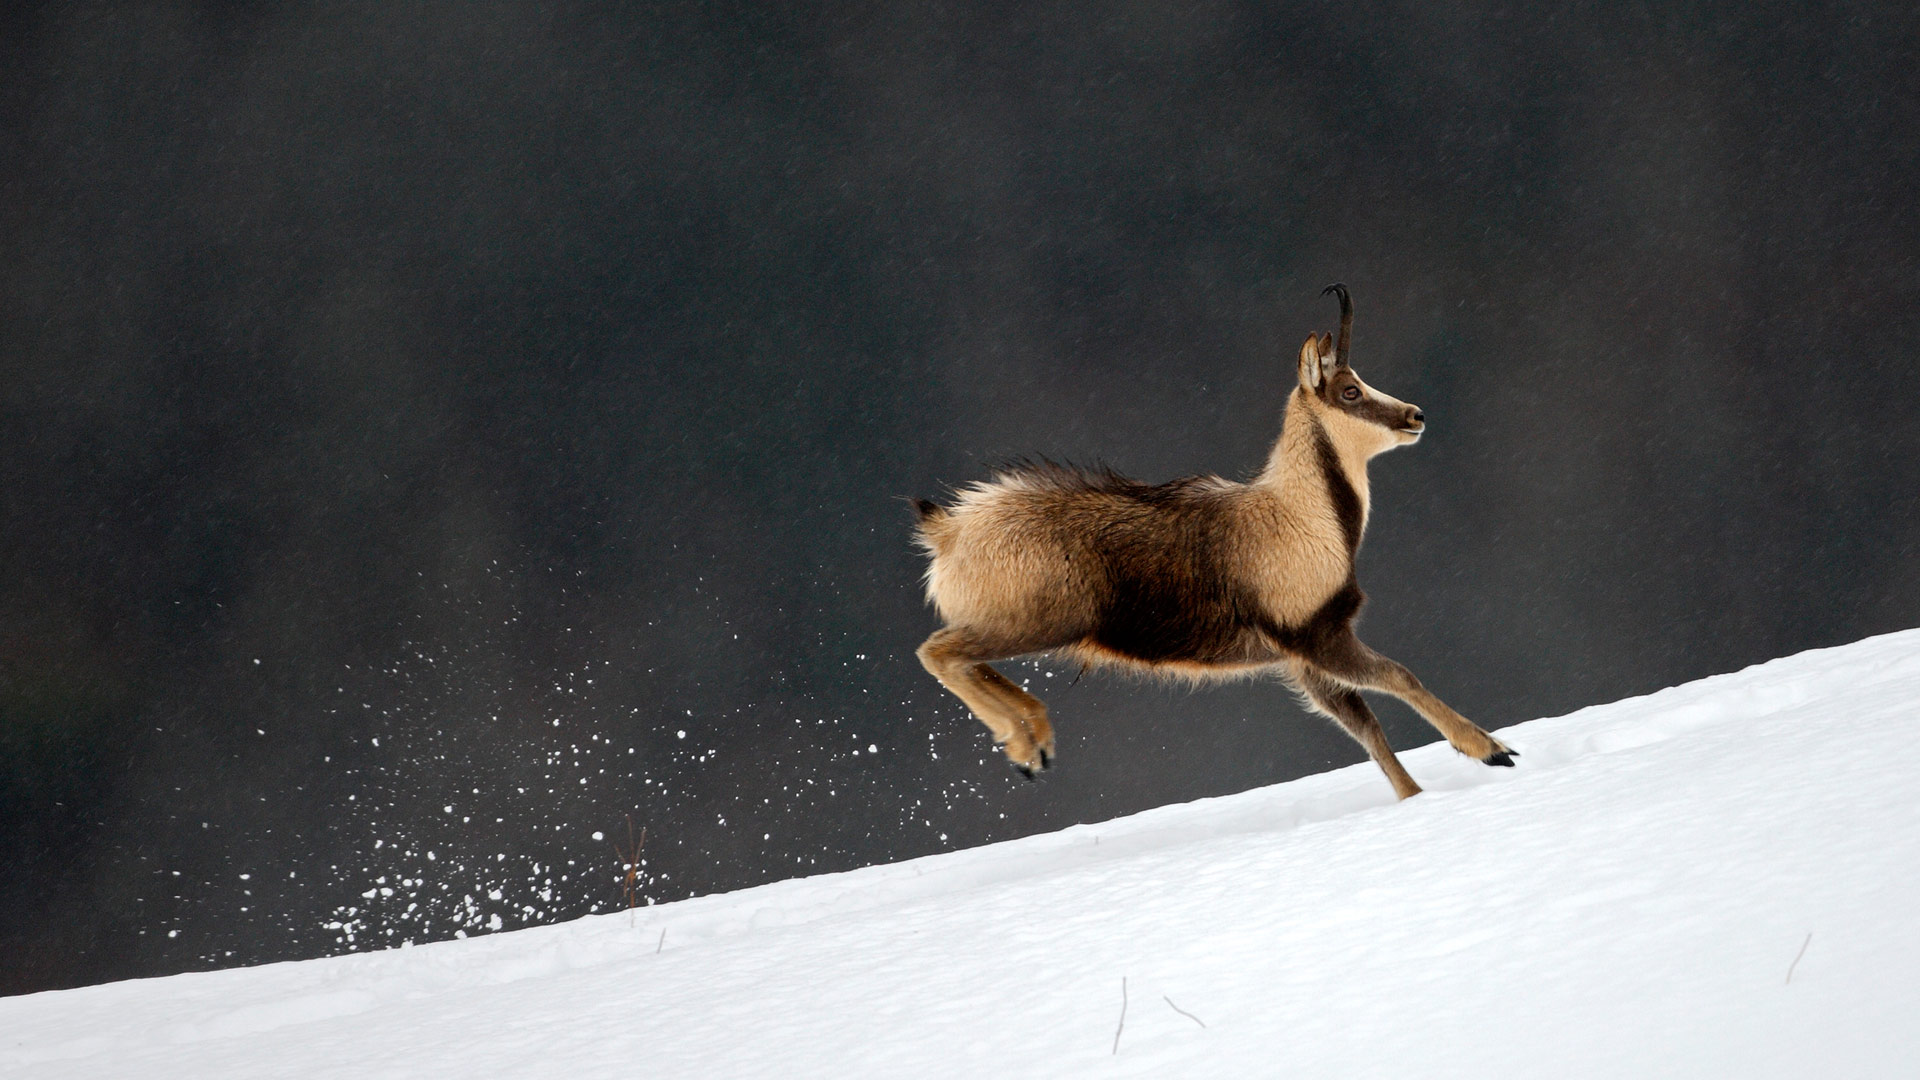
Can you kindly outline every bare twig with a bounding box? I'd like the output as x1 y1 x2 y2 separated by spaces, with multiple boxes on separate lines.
1164 995 1207 1029
1786 932 1813 985
1112 977 1128 1055
613 816 647 916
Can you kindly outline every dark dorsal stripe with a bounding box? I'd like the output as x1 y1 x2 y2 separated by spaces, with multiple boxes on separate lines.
1311 420 1364 554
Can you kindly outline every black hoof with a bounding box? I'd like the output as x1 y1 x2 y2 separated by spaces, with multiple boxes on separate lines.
1039 748 1054 770
1014 762 1038 781
1483 750 1516 767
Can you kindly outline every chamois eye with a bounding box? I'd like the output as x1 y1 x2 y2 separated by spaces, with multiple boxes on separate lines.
1341 386 1361 402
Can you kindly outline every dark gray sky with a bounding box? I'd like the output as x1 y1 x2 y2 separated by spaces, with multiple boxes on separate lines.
4 0 1918 994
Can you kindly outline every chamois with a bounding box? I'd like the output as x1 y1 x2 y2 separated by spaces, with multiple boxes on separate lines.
911 284 1514 799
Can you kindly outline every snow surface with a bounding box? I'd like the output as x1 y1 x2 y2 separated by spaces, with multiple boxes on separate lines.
7 630 1920 1079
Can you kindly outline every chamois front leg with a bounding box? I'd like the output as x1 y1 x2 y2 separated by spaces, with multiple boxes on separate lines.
1294 666 1422 800
1304 633 1516 767
917 627 1056 776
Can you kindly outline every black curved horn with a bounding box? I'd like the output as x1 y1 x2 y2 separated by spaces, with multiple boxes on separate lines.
1321 282 1353 366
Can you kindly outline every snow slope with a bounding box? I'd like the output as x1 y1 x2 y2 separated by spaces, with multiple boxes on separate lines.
7 630 1920 1079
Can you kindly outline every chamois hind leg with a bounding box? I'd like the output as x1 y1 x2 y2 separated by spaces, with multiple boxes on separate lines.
1294 665 1423 800
1303 632 1515 766
917 626 1057 776
972 664 1055 768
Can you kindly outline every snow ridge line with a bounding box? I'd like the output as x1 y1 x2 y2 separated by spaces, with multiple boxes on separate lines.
14 628 1917 1057
443 629 1920 974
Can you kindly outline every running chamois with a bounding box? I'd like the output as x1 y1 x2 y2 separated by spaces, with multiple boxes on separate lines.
911 284 1514 799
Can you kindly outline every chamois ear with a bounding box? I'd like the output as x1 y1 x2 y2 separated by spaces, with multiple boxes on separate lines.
1298 334 1326 389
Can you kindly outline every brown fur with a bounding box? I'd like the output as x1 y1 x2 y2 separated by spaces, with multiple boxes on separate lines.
912 286 1514 795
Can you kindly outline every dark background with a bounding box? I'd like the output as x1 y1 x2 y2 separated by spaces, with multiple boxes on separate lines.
4 0 1917 995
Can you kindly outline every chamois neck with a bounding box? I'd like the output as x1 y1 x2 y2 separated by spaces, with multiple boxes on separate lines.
1258 389 1372 547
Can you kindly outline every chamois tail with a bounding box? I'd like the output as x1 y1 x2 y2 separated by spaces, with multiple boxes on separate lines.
908 496 953 555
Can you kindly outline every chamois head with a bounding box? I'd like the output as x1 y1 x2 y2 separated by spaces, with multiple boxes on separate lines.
1296 283 1425 457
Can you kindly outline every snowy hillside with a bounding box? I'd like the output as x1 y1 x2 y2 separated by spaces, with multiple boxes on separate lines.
7 630 1920 1079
